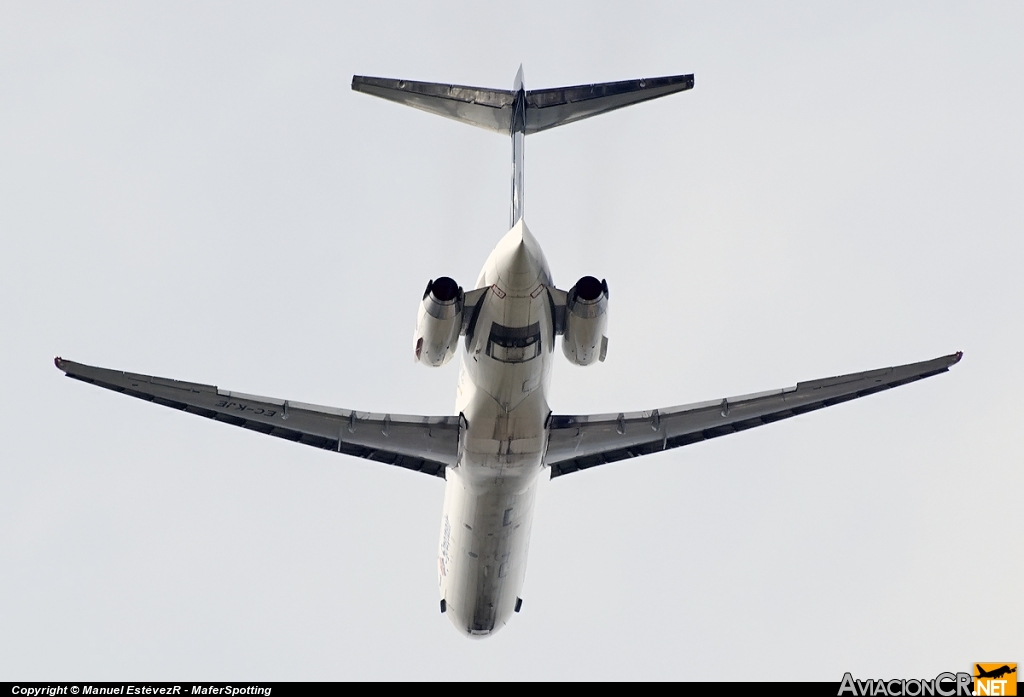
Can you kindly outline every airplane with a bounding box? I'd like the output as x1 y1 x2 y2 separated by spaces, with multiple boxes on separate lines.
55 67 962 638
975 665 1017 680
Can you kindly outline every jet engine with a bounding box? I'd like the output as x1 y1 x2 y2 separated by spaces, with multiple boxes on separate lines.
414 277 464 367
562 275 608 366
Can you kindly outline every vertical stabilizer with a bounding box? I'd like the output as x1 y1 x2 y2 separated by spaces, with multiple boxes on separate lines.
510 66 526 227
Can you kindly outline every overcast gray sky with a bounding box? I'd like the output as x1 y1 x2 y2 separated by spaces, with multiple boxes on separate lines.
1 1 1021 681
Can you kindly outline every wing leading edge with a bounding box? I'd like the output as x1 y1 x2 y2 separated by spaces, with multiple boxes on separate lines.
545 352 962 478
54 358 458 478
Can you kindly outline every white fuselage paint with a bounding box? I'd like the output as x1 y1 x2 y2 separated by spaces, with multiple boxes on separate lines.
438 220 554 637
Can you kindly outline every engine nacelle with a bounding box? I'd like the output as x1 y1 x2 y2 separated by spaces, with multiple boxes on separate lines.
562 276 608 366
414 277 463 367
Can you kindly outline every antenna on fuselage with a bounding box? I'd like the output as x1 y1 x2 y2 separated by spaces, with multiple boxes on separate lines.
351 68 695 228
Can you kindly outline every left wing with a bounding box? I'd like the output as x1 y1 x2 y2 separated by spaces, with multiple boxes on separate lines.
545 352 961 478
55 358 459 478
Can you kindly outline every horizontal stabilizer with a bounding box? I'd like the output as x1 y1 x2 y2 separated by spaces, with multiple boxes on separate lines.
352 76 514 134
352 73 694 135
525 74 694 134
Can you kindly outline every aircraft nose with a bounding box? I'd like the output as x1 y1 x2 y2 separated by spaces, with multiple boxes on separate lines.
462 619 500 639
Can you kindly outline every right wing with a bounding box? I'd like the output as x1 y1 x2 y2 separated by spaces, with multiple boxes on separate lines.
545 352 962 478
55 358 459 478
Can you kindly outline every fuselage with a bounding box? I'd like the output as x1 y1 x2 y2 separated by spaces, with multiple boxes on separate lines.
438 220 553 637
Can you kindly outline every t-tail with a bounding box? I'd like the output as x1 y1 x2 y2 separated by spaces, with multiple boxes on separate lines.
352 67 694 227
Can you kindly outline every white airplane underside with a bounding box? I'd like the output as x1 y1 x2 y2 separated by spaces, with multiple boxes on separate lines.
56 67 961 638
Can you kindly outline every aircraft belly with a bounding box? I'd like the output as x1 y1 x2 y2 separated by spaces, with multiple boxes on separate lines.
441 344 548 636
439 220 553 635
438 466 540 637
